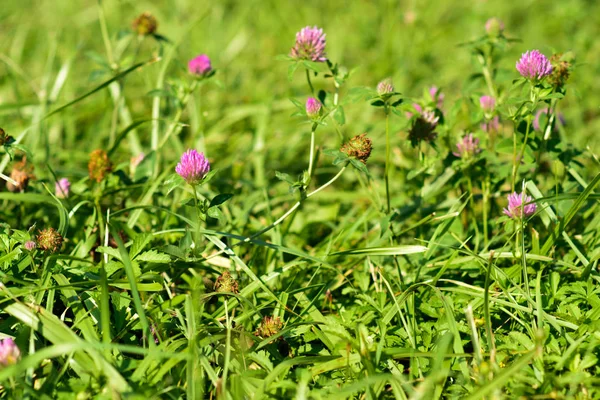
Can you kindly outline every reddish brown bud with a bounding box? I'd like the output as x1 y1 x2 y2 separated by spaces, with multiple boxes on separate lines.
7 158 35 192
132 12 158 36
88 149 112 183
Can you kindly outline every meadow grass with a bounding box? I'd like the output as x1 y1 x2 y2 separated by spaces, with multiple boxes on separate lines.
0 0 600 398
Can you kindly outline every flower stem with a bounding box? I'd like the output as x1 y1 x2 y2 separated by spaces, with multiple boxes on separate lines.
221 299 232 397
478 54 497 98
512 117 532 190
384 106 391 214
305 68 315 95
307 125 316 183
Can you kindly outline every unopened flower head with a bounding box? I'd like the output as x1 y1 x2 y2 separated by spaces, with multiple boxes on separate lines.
36 227 63 253
290 26 327 62
340 133 372 164
132 12 158 36
7 158 35 193
0 338 20 366
503 192 536 219
453 133 481 159
55 178 70 199
188 54 212 77
533 108 566 132
485 17 505 36
255 316 283 339
516 50 552 81
175 149 210 185
377 78 395 96
305 97 322 118
214 271 239 294
88 149 112 183
24 240 36 251
479 95 495 112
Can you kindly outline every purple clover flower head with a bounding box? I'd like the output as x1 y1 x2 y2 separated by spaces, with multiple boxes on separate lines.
290 26 327 62
429 86 444 108
516 50 552 81
306 97 322 119
479 95 495 112
485 17 505 36
24 240 36 251
175 149 210 185
405 103 423 119
533 108 566 131
503 192 536 219
481 115 500 133
377 78 395 96
55 178 70 199
453 133 481 159
188 54 212 77
0 338 20 366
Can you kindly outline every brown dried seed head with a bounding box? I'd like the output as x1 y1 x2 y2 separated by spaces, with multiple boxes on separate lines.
340 133 373 164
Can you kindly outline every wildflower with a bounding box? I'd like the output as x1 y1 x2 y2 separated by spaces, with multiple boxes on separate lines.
88 149 112 183
188 54 212 77
7 158 35 193
36 227 64 253
55 178 70 199
479 95 495 112
305 97 322 119
340 133 372 164
24 240 36 251
503 192 536 219
481 115 501 133
533 108 566 132
548 53 572 88
516 50 552 81
453 134 481 159
214 271 239 294
175 149 210 185
290 26 327 62
0 338 20 367
408 110 439 147
132 12 158 36
377 78 395 96
255 316 283 339
485 17 505 36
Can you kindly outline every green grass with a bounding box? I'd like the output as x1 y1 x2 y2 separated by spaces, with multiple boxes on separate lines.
1 0 600 398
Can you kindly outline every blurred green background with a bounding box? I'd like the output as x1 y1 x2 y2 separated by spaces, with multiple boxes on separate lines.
1 0 598 174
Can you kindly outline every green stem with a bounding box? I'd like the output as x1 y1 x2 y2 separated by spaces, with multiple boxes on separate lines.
305 68 315 95
512 117 532 190
97 0 115 69
482 177 489 249
159 80 199 148
384 106 391 214
478 54 497 98
467 175 480 252
307 126 316 182
192 184 201 253
221 299 232 398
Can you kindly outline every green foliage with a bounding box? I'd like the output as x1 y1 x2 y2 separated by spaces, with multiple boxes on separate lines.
0 0 600 399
